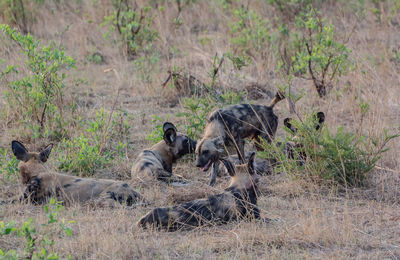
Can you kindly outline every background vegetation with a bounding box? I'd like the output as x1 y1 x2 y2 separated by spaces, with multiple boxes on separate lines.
0 0 399 258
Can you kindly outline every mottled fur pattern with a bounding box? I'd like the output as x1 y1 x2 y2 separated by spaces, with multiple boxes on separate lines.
283 112 325 165
11 141 146 207
137 153 264 231
132 122 196 184
196 92 284 186
223 152 273 176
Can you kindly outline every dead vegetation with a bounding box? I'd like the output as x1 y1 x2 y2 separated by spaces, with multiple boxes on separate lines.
0 0 400 259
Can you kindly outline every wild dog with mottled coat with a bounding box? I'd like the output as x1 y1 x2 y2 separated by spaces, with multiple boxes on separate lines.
283 111 325 164
137 152 267 231
196 92 285 186
132 122 196 184
11 141 146 207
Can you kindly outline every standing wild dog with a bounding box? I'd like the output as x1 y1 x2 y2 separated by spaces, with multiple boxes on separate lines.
137 152 267 231
196 92 285 186
283 112 325 164
131 122 196 184
11 141 146 207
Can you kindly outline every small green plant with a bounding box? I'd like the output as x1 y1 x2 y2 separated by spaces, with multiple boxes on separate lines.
102 0 158 58
86 52 104 64
0 147 19 180
0 198 74 259
276 8 352 98
57 109 130 176
145 114 169 144
228 6 271 67
0 24 75 139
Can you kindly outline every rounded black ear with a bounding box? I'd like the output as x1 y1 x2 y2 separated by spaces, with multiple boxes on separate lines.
163 122 177 146
39 144 53 163
11 140 29 162
220 158 235 177
315 112 325 131
284 118 297 133
247 152 256 175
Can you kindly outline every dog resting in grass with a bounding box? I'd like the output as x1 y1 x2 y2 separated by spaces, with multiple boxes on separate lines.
282 111 325 165
131 122 197 184
11 140 147 207
195 91 285 186
137 152 269 231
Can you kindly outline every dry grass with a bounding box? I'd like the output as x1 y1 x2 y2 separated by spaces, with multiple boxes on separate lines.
1 0 400 259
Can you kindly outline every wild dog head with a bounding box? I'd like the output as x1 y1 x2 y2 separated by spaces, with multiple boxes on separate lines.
283 112 325 162
162 122 197 161
11 140 53 185
221 152 260 193
195 136 224 172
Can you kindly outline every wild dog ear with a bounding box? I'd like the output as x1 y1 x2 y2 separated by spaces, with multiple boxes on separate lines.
220 158 235 177
315 112 325 131
247 152 256 175
39 144 53 163
163 122 177 146
284 118 297 133
11 140 30 162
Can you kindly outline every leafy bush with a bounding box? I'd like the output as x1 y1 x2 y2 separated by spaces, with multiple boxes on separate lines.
0 24 75 139
259 112 399 187
145 114 170 144
102 0 158 58
0 198 74 259
276 8 352 97
0 147 19 181
228 6 271 68
57 109 130 176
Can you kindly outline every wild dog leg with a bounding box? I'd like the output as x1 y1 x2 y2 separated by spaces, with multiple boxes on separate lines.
209 161 220 186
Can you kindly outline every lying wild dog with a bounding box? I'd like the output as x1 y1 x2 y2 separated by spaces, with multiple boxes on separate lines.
282 112 325 165
196 91 285 186
11 141 146 207
137 152 268 231
132 122 196 184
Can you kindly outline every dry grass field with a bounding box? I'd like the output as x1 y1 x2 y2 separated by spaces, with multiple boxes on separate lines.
0 0 399 259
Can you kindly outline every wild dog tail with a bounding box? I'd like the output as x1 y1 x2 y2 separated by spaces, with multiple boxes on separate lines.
137 213 151 229
268 91 285 108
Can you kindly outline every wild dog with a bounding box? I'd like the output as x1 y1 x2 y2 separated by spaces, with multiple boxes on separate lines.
196 92 285 186
137 152 268 231
283 112 325 165
222 152 273 176
131 122 196 184
11 141 146 207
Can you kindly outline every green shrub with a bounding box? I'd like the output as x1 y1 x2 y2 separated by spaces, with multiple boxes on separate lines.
276 8 352 97
259 112 399 187
0 24 75 139
0 147 19 181
145 114 169 144
57 109 130 176
0 198 73 259
102 0 158 58
228 6 271 68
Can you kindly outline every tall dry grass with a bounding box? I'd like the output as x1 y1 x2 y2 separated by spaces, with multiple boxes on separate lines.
0 0 399 258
